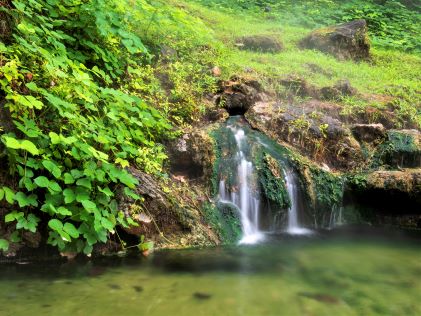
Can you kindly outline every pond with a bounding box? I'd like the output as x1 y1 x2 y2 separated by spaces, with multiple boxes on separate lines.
0 227 420 316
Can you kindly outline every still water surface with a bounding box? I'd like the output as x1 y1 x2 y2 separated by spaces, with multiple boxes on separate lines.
0 228 420 316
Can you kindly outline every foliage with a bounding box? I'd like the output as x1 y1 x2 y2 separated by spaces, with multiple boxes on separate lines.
0 0 176 254
194 0 421 52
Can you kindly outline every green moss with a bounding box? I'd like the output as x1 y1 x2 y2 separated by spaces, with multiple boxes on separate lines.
372 130 421 168
255 152 290 209
202 202 242 244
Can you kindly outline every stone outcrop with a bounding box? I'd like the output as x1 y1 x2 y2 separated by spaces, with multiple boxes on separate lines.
300 19 370 60
216 78 267 115
375 129 421 168
246 100 364 170
118 168 219 248
166 129 216 182
351 123 386 144
236 35 283 53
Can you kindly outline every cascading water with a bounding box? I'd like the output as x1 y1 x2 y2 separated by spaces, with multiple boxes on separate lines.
284 170 313 235
216 116 314 244
218 124 264 244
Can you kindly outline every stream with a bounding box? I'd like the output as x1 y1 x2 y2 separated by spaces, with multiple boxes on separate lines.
0 231 420 316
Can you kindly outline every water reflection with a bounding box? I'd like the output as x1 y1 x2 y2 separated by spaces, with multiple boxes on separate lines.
0 228 420 316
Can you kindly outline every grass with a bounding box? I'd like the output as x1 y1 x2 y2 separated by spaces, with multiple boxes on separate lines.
165 0 421 128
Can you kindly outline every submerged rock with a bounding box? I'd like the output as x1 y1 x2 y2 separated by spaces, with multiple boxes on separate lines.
300 19 370 60
236 35 283 53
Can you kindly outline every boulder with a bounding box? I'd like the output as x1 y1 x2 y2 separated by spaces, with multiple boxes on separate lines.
166 129 216 181
320 79 357 100
300 19 370 60
236 35 283 53
351 123 386 144
376 129 421 168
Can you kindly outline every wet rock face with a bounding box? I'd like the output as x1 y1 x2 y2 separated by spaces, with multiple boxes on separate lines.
346 169 421 223
236 35 283 53
300 19 370 60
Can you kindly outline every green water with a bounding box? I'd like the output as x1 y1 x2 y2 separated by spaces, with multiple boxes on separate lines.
1 231 420 316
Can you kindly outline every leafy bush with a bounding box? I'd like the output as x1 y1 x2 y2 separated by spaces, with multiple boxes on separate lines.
0 0 174 254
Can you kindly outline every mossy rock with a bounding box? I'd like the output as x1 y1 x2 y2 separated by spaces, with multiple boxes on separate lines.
373 129 421 168
202 202 242 244
236 35 283 53
300 19 370 60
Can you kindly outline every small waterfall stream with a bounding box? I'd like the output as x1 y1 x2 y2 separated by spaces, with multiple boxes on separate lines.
218 123 264 244
216 116 317 244
285 170 313 235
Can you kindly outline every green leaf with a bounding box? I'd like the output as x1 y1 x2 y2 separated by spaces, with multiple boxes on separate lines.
10 231 21 243
14 192 38 208
81 200 97 212
34 176 49 188
49 132 61 145
48 181 62 193
0 239 9 251
3 187 15 204
124 187 140 200
63 188 76 204
64 173 75 184
98 186 113 197
3 136 40 155
0 188 4 201
63 223 79 238
42 160 61 178
101 217 114 232
57 206 72 216
48 219 63 232
76 177 91 189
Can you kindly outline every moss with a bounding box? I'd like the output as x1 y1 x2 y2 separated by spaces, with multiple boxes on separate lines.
255 152 290 209
201 202 241 244
372 130 421 168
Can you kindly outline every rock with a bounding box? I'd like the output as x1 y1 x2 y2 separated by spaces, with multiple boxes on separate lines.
246 100 364 170
346 169 421 223
320 79 357 100
236 35 283 53
351 123 386 143
211 66 221 77
160 45 178 61
193 292 212 300
118 168 219 248
300 19 370 60
217 78 265 115
366 169 421 194
376 129 421 168
278 76 319 98
166 130 216 181
206 108 229 122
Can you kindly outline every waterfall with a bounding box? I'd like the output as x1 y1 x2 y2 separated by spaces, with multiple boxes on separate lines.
218 122 264 244
284 169 313 235
216 116 314 243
